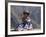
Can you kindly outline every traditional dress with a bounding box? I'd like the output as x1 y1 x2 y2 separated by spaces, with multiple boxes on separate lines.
17 17 33 31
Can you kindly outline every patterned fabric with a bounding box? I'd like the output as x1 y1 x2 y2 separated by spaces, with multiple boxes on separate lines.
17 17 33 31
17 23 33 31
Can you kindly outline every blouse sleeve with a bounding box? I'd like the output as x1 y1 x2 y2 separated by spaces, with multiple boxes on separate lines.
17 24 24 31
29 24 33 29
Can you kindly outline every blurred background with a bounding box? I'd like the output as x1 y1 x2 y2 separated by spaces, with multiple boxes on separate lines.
11 5 41 30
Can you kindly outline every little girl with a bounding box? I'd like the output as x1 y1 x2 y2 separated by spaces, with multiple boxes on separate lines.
17 11 33 31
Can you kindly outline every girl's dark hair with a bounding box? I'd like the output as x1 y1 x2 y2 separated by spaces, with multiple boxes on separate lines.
23 11 29 16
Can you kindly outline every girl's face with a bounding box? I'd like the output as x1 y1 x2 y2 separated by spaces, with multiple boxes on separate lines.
22 14 28 21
